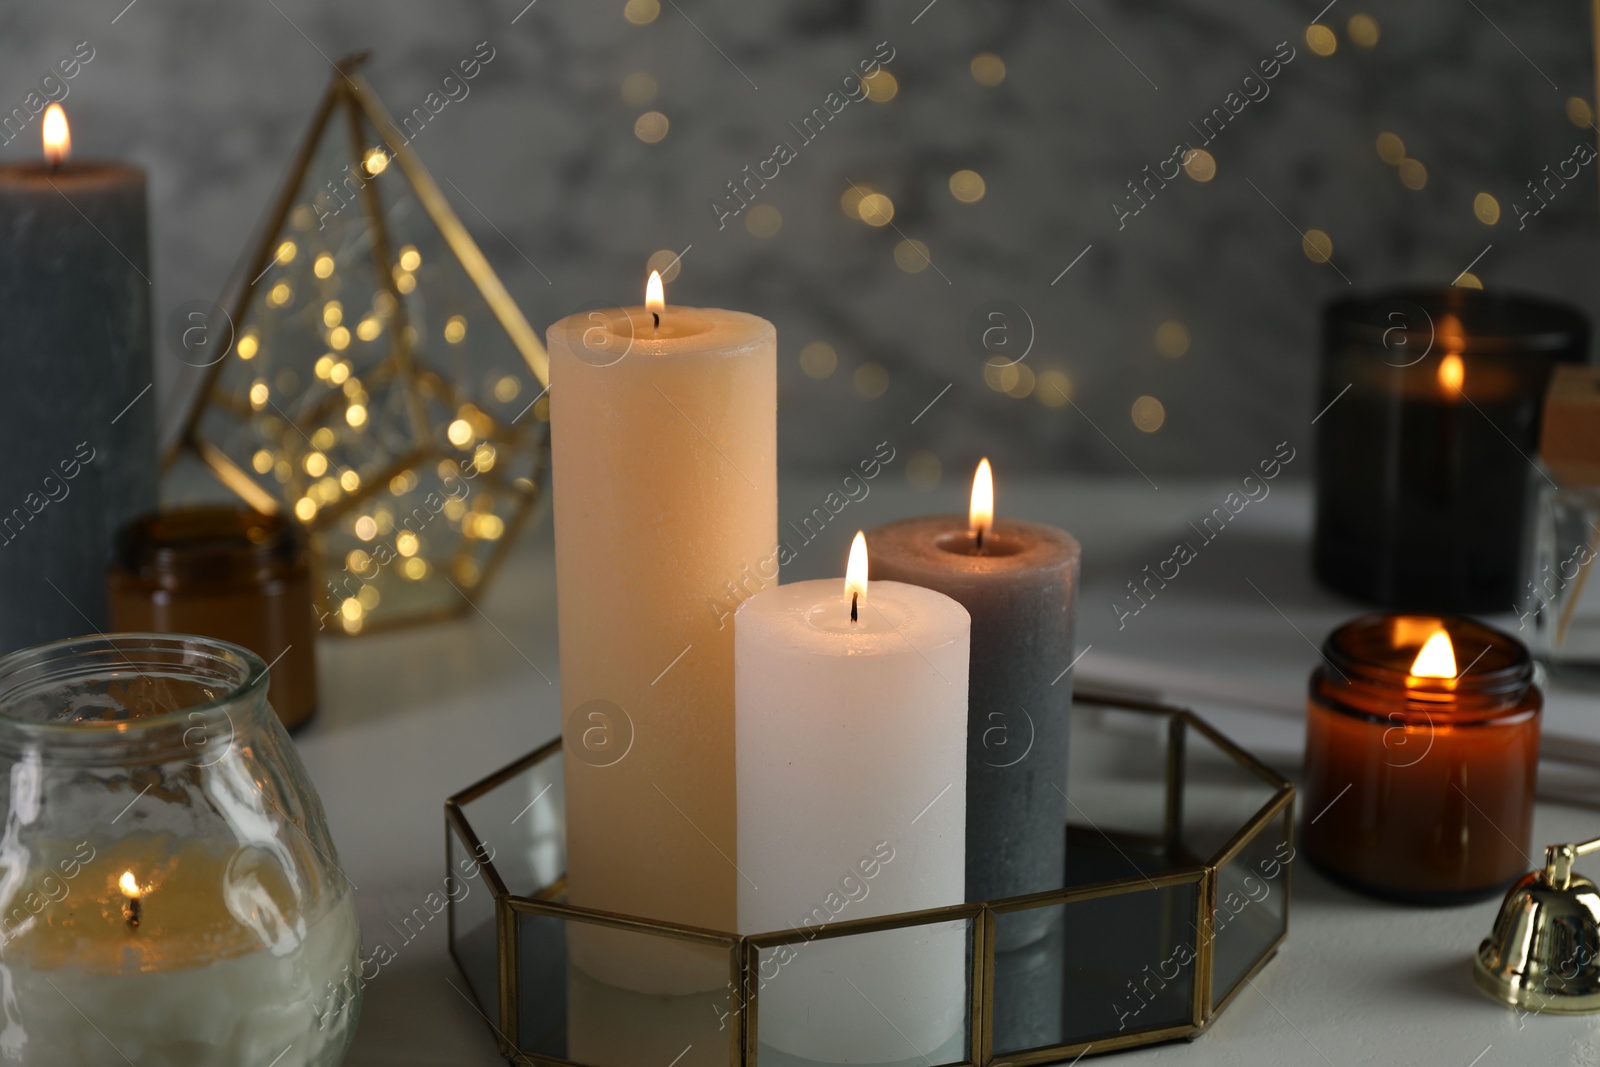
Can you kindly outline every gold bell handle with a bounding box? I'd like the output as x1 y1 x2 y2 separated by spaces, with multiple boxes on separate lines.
1545 835 1600 890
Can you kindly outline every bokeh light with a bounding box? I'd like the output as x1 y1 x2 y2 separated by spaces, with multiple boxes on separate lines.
634 111 669 143
970 53 1006 87
1182 148 1215 182
1302 229 1333 264
894 239 931 273
646 248 683 283
1474 192 1501 225
1131 395 1166 432
1347 14 1379 48
744 203 782 237
853 362 889 398
949 170 986 203
624 0 659 24
799 342 838 380
1156 321 1190 358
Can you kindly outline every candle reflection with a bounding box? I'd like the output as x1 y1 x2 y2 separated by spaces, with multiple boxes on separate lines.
1437 353 1464 394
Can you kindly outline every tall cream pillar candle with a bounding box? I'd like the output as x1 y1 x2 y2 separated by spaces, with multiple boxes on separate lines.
548 274 775 993
735 533 970 1063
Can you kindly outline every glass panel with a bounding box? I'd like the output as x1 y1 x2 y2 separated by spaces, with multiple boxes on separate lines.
516 909 736 1067
192 93 547 630
990 880 1198 1057
448 821 501 1030
1066 704 1183 886
1211 808 1292 1008
751 918 972 1067
1178 719 1279 866
458 748 565 898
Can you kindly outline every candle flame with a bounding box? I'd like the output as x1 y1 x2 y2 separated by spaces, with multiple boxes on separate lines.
42 104 70 166
969 458 994 543
118 871 142 899
1410 629 1457 679
844 530 868 606
646 270 665 324
1438 353 1464 393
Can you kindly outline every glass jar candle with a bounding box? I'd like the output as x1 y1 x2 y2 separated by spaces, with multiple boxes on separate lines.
0 634 360 1065
1302 614 1540 903
107 506 318 730
1522 364 1600 687
1313 288 1587 612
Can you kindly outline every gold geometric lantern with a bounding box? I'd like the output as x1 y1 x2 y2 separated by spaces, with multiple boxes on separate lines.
166 53 549 634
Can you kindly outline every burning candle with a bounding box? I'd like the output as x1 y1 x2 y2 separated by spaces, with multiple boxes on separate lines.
1301 614 1541 903
1 837 360 1064
735 532 970 1063
548 272 776 991
118 869 142 927
868 460 1080 948
0 103 156 653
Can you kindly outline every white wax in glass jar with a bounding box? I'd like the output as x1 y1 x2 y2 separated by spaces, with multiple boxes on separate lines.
0 836 361 1067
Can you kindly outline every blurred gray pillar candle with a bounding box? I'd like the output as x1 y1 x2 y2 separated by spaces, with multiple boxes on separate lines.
869 466 1080 950
0 110 155 652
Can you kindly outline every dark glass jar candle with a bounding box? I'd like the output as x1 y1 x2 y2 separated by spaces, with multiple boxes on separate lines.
1302 614 1540 904
107 507 318 730
1313 288 1587 612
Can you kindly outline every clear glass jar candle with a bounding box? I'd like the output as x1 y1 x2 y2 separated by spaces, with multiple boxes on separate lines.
1302 614 1540 904
0 634 360 1066
1522 364 1600 687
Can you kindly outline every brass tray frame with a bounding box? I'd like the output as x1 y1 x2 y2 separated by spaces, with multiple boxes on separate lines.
445 689 1294 1065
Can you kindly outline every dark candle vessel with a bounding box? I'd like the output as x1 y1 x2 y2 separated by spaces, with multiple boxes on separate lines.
1313 288 1587 613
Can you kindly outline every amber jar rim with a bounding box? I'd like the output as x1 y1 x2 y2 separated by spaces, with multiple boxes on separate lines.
112 506 303 591
1313 613 1537 724
0 633 268 760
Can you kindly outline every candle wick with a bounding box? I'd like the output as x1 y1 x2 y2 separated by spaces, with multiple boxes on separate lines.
124 897 141 929
850 591 858 623
652 311 660 330
975 527 984 553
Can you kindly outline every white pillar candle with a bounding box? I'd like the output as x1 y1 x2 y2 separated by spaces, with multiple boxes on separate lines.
0 837 360 1066
549 273 776 992
735 533 970 1064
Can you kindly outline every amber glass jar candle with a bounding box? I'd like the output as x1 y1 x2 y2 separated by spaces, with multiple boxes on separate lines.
107 508 317 730
1302 614 1540 903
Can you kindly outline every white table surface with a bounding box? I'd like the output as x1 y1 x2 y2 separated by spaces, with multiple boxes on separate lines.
299 475 1600 1066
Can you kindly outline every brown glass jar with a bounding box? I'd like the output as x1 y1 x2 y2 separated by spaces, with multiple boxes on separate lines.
107 507 318 730
1302 613 1540 904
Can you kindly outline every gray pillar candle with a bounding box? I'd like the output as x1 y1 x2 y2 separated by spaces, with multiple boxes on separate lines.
0 119 155 652
869 470 1079 950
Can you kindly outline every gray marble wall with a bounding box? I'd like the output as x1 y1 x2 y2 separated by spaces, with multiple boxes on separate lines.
1 0 1594 486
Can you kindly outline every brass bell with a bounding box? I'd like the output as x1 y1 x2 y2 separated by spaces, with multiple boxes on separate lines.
1474 834 1600 1015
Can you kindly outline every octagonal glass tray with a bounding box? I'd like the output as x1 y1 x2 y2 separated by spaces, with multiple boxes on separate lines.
445 689 1294 1066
